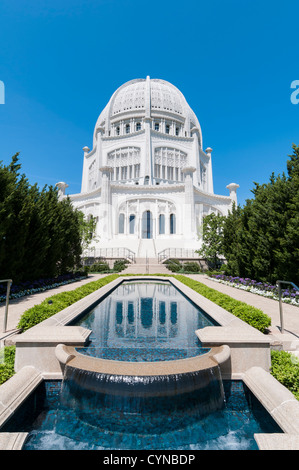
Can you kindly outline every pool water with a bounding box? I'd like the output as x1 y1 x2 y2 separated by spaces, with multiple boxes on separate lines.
74 280 217 361
2 380 281 450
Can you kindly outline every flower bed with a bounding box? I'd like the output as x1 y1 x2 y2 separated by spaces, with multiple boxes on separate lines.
0 272 88 303
209 274 299 307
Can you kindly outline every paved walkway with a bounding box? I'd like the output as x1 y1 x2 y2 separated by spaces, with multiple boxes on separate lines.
0 274 106 342
187 275 299 348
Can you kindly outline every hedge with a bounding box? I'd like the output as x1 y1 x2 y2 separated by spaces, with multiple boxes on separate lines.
271 350 299 400
173 275 271 333
0 346 15 385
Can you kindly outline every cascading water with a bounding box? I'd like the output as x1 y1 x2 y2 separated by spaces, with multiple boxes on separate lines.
55 362 226 445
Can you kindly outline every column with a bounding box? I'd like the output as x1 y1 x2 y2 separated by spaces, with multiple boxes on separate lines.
99 166 113 241
205 147 214 194
182 167 196 239
226 183 240 210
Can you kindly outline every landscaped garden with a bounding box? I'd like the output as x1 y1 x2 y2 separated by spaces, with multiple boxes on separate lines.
1 273 299 400
0 146 299 406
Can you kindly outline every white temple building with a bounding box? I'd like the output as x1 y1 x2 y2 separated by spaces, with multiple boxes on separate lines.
57 77 239 260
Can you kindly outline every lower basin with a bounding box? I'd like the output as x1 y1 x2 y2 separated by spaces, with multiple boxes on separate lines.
1 379 282 450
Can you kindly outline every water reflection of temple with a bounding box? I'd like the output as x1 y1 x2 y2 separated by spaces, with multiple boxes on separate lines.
92 281 204 349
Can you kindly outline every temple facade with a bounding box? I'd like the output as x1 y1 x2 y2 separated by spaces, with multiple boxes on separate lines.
57 77 239 259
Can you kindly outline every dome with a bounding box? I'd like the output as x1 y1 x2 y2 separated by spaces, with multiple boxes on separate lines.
94 77 201 141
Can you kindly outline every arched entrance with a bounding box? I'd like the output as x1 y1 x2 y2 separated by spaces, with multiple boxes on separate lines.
142 210 153 239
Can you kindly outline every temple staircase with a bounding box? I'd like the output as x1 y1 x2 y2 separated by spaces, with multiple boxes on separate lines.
122 240 170 274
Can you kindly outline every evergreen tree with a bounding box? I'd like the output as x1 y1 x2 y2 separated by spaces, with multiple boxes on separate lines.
0 154 83 282
222 145 299 285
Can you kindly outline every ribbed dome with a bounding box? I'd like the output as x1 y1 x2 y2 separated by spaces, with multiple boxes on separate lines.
94 77 201 135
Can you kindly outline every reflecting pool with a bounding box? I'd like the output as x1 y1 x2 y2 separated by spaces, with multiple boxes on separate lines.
74 280 217 361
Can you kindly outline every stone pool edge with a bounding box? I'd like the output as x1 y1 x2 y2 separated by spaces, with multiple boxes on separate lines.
1 275 299 450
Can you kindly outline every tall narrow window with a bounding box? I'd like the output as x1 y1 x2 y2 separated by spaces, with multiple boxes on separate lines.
155 122 159 131
159 214 165 234
136 122 141 131
165 124 170 134
170 213 176 234
126 124 130 134
129 214 135 234
116 126 120 135
176 127 180 136
119 213 125 234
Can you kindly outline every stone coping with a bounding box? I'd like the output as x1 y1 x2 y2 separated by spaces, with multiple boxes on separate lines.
0 366 43 429
55 343 230 377
243 366 299 436
0 432 28 450
15 326 91 345
196 326 271 345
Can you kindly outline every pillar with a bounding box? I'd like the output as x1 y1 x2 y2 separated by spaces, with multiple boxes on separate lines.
99 166 113 240
182 166 196 239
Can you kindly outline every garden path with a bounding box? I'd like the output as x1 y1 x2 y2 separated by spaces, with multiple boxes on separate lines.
0 274 106 343
187 274 299 350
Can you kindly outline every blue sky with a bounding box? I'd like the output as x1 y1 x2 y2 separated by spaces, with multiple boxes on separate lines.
0 0 298 207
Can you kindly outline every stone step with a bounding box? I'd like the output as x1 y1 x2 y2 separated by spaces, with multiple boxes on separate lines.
122 263 170 274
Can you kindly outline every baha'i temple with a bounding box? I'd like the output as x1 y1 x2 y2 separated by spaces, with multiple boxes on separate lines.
56 77 239 260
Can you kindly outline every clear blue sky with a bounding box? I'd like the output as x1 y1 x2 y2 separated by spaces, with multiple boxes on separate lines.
0 0 298 207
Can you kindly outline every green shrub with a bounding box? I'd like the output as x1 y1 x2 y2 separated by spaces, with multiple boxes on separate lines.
0 346 15 385
89 261 111 273
164 259 183 272
17 274 119 331
113 259 129 272
173 275 271 333
271 350 299 400
182 262 200 273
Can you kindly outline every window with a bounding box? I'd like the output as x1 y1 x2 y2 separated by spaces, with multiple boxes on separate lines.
134 164 140 178
116 126 120 135
155 122 159 131
136 122 141 131
125 124 130 134
159 214 165 234
170 213 176 234
144 175 150 185
129 214 135 234
154 164 161 178
119 213 125 234
121 166 127 180
165 124 170 134
167 167 174 180
176 127 180 136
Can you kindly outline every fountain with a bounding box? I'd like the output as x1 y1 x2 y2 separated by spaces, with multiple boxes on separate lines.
55 343 229 441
